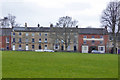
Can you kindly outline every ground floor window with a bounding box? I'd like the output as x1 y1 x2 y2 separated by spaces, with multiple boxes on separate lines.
45 45 47 50
39 45 41 49
19 44 21 49
32 45 34 49
98 46 105 52
54 44 59 50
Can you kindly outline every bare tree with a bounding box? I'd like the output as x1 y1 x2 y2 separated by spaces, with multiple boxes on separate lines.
50 16 78 51
101 1 120 54
7 14 16 28
0 14 21 28
0 17 10 28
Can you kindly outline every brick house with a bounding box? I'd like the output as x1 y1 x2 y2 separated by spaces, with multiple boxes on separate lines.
0 28 12 50
78 28 108 53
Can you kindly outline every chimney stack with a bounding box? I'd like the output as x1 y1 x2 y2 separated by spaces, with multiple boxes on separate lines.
76 25 78 28
50 24 53 28
25 23 27 28
38 24 40 27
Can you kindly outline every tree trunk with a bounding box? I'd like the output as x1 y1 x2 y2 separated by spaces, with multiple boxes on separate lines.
113 33 117 54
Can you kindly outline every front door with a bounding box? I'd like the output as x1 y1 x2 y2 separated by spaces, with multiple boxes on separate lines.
13 45 15 51
26 45 29 50
74 46 77 51
82 46 88 53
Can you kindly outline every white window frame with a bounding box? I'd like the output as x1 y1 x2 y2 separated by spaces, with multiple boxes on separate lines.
19 44 22 49
6 37 9 43
12 45 15 50
39 38 41 43
32 33 34 36
26 33 28 36
44 45 47 50
98 46 105 53
54 44 59 50
44 38 47 42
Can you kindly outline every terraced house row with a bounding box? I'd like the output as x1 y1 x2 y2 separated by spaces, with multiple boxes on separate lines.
0 24 120 53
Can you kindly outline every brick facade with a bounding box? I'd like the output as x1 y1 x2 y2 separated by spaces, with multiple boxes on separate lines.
0 28 12 50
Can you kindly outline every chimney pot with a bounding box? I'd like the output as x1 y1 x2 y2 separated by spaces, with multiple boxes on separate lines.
38 24 40 27
50 24 53 27
25 23 27 28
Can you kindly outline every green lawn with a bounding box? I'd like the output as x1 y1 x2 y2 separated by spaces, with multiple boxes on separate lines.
2 51 118 78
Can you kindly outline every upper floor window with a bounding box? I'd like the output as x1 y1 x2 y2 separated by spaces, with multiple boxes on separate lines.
83 36 87 38
100 36 103 38
19 44 21 48
45 38 47 42
39 33 41 36
26 33 28 36
74 39 76 43
19 38 22 43
6 37 9 43
19 32 22 36
92 36 95 38
39 38 41 43
92 40 95 44
13 32 15 36
45 33 47 36
26 38 28 43
32 33 34 36
84 40 87 44
100 41 103 44
32 38 34 43
13 38 15 42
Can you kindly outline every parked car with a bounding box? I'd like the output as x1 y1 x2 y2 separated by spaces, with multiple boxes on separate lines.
91 50 102 54
35 49 54 52
35 49 44 52
44 49 54 52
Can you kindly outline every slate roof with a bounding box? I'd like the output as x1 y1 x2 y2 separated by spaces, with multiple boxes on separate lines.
78 28 108 35
0 28 12 36
13 27 50 32
12 27 108 35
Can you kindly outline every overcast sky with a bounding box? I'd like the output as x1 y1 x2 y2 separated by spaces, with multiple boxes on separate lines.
1 0 112 28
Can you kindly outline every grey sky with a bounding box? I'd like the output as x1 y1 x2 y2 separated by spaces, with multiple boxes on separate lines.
1 0 111 28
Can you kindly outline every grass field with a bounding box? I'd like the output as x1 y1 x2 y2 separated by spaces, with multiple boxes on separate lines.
2 51 118 78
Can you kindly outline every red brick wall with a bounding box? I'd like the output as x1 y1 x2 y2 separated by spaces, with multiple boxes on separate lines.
78 34 108 53
0 36 11 50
